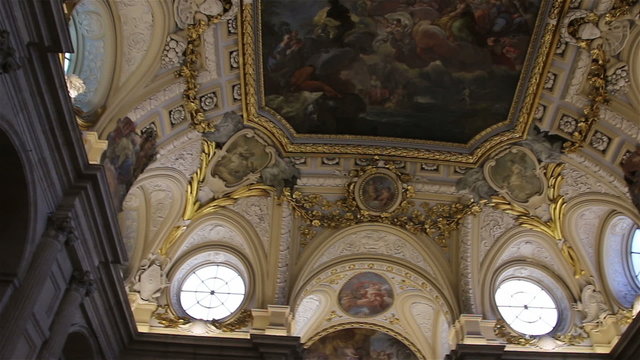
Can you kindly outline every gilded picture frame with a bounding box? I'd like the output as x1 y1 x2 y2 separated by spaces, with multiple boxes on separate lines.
484 146 547 206
239 0 568 164
354 168 402 215
203 129 276 198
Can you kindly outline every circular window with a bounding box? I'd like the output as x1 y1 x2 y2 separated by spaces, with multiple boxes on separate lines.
629 229 640 285
179 264 246 321
495 279 558 336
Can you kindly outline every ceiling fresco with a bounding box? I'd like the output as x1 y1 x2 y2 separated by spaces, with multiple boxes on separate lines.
242 0 563 163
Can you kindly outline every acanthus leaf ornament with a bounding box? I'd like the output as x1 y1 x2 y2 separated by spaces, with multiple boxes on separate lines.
211 309 252 332
553 325 589 345
158 137 273 256
487 163 587 279
493 319 537 346
152 305 191 328
183 139 216 220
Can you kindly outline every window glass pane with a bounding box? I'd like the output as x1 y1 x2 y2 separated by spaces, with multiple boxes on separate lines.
632 254 640 278
495 279 558 336
63 54 72 73
179 264 246 320
497 306 520 323
629 230 640 284
180 292 197 310
632 229 640 253
181 276 200 291
527 291 555 308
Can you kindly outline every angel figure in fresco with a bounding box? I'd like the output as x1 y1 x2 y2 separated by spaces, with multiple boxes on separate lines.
497 156 542 203
363 176 396 211
101 117 156 210
211 134 273 187
341 280 393 315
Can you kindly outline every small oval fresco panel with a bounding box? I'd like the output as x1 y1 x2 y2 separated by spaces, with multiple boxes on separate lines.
304 328 418 360
211 133 272 186
338 272 393 317
484 146 543 204
357 172 400 214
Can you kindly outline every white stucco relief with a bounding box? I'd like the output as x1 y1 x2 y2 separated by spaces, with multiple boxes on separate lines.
479 207 516 262
294 294 321 336
296 176 349 187
177 223 248 259
199 26 218 82
602 107 640 142
565 154 629 198
459 216 476 313
275 203 293 305
126 82 185 123
116 0 154 82
314 230 433 277
410 302 435 346
73 1 106 111
564 39 591 108
574 206 611 270
603 215 638 307
143 181 176 240
147 131 202 178
120 187 142 261
412 182 457 194
561 165 607 199
437 313 450 360
497 238 561 274
228 196 272 251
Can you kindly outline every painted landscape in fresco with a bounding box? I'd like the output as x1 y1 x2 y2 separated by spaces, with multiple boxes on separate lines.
261 0 541 143
304 328 419 360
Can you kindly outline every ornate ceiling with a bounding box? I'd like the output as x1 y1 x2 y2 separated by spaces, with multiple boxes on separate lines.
67 0 640 358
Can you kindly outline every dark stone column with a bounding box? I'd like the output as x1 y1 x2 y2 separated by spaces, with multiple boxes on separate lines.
612 312 640 360
0 29 21 74
38 271 95 359
0 214 75 357
250 334 303 360
446 344 506 360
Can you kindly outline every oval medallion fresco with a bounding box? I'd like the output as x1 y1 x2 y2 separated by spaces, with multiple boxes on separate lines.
304 328 418 360
339 272 393 317
356 170 401 214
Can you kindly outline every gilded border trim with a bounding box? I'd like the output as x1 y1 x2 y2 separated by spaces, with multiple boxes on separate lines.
240 0 568 164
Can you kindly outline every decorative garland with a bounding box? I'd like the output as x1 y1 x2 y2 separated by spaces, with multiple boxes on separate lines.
285 162 481 247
